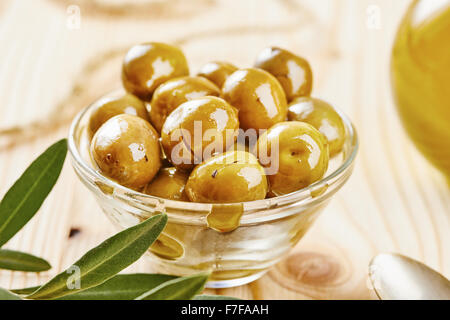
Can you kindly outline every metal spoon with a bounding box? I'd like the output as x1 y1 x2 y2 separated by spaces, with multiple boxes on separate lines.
369 253 450 300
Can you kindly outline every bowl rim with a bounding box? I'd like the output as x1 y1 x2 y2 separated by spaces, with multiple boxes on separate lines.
68 90 359 220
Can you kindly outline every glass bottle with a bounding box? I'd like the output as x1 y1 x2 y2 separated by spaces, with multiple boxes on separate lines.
391 0 450 179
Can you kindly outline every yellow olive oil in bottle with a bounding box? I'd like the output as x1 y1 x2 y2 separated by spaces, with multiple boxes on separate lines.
391 0 450 179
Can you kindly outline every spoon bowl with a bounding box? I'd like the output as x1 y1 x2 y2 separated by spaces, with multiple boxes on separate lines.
369 253 450 300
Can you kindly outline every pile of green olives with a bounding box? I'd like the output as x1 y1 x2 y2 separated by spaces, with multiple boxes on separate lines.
89 42 347 205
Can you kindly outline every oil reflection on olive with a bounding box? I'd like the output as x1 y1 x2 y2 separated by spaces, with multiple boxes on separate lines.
122 42 189 101
144 167 189 201
161 96 239 171
288 97 346 156
91 114 161 190
255 121 329 196
89 93 150 137
255 47 313 102
222 68 287 131
197 61 238 89
150 76 220 132
185 150 268 203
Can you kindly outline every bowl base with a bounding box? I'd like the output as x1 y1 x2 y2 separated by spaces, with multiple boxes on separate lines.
205 270 268 289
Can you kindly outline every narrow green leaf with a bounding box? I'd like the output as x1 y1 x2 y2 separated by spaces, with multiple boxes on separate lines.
194 295 241 300
27 213 168 300
0 139 67 247
58 274 177 300
136 273 209 300
13 274 177 299
11 286 40 295
0 288 22 300
0 249 51 272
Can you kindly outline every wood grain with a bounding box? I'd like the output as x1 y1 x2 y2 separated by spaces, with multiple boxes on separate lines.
0 0 448 299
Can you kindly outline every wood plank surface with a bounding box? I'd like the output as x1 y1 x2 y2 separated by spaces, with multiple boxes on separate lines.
0 0 449 299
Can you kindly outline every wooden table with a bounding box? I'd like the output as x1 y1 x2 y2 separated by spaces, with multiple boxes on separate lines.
0 0 448 300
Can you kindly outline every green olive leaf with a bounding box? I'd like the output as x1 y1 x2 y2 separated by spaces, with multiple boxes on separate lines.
0 287 22 300
0 249 51 272
13 273 177 299
10 286 40 295
27 213 168 300
0 139 67 248
136 273 209 300
58 273 177 300
194 295 242 300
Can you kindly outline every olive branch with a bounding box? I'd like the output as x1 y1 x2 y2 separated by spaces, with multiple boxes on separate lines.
0 139 237 300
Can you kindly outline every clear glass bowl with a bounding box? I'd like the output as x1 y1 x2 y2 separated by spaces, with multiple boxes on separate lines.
68 90 358 288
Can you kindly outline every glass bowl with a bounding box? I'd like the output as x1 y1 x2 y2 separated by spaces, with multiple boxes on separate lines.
68 90 358 288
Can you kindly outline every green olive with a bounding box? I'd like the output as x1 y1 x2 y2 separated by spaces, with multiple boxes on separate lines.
254 47 313 102
122 42 189 101
88 93 149 137
150 76 220 132
288 97 346 156
144 167 189 201
185 151 268 203
222 68 287 131
254 121 329 196
161 96 239 171
197 61 238 89
91 114 161 189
